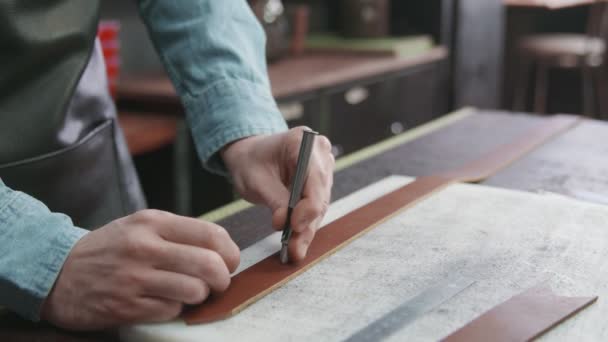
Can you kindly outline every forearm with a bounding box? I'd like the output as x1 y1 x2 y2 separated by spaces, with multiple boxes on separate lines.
0 179 87 320
137 0 287 175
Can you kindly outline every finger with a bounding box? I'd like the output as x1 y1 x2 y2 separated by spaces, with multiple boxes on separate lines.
139 269 210 305
154 242 232 292
130 297 183 323
272 207 288 231
253 176 291 213
291 155 333 232
148 213 240 272
291 194 329 233
289 225 316 261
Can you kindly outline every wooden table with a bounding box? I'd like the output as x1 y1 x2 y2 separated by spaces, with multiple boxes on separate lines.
505 0 603 9
2 108 607 341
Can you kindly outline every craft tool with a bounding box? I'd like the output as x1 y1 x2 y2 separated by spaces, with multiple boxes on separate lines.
280 129 318 264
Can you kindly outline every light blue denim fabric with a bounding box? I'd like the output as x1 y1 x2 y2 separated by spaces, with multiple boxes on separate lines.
1 0 286 321
138 0 288 174
0 179 88 320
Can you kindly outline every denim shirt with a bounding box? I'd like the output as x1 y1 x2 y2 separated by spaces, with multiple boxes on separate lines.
0 0 287 320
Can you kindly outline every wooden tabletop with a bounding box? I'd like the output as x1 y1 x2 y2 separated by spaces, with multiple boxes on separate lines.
505 0 603 9
117 47 447 109
118 112 179 156
2 108 607 341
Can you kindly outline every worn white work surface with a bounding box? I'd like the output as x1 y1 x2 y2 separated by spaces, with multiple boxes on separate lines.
121 176 608 342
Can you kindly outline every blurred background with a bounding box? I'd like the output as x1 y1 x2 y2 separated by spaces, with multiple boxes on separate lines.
99 0 608 216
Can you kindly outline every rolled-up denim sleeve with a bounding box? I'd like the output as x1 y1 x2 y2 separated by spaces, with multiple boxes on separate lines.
137 0 288 175
0 179 87 320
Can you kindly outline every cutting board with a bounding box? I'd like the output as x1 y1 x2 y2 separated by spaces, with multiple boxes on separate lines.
120 175 608 341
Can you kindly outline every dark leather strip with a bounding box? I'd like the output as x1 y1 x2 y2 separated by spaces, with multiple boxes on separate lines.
440 115 582 182
183 115 583 324
441 286 597 342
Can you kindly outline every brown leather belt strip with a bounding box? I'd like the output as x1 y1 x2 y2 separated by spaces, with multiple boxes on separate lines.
441 286 598 342
183 175 454 323
184 115 583 325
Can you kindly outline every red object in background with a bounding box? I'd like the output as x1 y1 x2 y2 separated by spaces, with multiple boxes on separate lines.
290 5 310 56
97 20 121 98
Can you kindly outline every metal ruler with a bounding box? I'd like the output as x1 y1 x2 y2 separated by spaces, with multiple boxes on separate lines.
344 276 476 342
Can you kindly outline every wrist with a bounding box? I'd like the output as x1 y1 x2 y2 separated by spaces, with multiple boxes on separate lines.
220 135 258 174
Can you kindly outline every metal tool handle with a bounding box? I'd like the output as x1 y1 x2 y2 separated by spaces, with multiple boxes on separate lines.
280 129 317 263
288 130 317 208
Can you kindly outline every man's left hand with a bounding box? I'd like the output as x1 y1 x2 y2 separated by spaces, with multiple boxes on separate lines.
221 127 335 261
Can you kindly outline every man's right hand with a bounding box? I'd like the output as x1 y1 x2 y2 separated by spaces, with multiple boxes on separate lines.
40 209 240 330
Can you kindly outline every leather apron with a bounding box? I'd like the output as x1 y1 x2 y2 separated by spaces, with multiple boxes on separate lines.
0 0 146 229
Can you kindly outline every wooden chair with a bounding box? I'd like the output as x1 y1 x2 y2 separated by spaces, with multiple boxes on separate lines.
513 2 608 118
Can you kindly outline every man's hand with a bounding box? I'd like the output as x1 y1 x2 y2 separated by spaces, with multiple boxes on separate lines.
40 210 240 330
221 127 335 261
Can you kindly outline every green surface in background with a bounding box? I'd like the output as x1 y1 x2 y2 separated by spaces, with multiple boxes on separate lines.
199 108 475 223
306 34 435 58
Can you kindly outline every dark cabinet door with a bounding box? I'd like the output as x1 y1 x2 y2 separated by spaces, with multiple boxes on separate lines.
328 80 396 156
277 96 321 130
328 61 442 157
393 61 443 128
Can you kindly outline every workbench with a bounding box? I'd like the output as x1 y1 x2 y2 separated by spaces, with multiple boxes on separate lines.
2 108 607 341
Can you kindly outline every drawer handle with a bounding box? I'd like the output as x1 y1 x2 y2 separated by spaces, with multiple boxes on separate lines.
345 87 369 105
390 122 405 135
278 102 304 121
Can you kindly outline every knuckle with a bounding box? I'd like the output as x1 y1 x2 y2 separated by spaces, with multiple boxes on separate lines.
160 302 183 320
124 234 162 259
131 209 168 224
286 128 305 149
121 269 146 288
196 251 221 276
318 166 331 181
225 246 241 273
317 135 332 152
291 125 311 134
104 297 138 322
209 226 231 246
302 228 315 246
206 250 225 269
311 200 329 218
215 274 231 292
187 281 210 304
203 251 231 291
